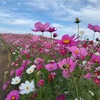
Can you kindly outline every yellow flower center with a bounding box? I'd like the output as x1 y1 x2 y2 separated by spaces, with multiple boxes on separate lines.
11 96 16 100
16 80 18 82
95 59 98 63
62 50 65 52
29 70 32 72
26 86 29 90
75 50 79 54
63 39 70 44
40 81 43 85
50 66 53 69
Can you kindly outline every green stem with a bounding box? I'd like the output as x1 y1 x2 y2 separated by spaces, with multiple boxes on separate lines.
93 31 95 41
67 68 80 99
42 32 44 37
51 32 52 44
77 23 79 37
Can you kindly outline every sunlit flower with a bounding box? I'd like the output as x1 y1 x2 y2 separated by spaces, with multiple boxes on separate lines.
19 80 35 94
56 34 79 47
31 22 50 32
88 24 100 32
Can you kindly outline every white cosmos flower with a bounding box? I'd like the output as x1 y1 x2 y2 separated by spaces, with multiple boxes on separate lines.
95 52 100 56
19 80 35 94
30 65 36 69
26 67 34 74
12 52 16 55
82 60 87 65
11 76 21 85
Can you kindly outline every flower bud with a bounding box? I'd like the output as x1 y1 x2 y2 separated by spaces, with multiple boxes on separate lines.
5 71 9 75
75 17 80 23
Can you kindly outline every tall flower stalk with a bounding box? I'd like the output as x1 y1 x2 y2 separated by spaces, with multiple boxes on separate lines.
75 17 80 37
93 31 96 41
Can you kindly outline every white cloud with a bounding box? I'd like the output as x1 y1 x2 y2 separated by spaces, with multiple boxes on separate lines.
88 0 100 4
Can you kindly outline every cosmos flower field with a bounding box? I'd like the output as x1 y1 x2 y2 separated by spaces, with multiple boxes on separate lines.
1 21 100 100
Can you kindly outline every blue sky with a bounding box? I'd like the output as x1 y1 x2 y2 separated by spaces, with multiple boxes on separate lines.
0 0 100 39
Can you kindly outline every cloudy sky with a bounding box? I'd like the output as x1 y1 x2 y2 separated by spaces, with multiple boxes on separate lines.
0 0 100 39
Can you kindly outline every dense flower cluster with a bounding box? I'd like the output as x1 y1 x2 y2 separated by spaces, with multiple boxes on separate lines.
1 22 100 100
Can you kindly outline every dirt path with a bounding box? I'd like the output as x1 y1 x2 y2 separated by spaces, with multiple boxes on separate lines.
0 46 10 99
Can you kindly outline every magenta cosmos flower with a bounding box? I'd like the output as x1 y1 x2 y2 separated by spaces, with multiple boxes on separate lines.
31 22 50 32
58 57 76 78
37 79 44 87
47 26 57 32
92 54 100 63
56 34 79 47
5 90 20 100
88 24 100 32
56 94 66 100
53 33 59 38
15 67 23 77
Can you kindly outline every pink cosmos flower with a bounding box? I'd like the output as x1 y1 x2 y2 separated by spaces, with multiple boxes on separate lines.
37 79 44 87
68 46 88 58
58 58 76 78
95 66 100 72
5 90 20 100
62 70 71 78
92 54 100 63
53 33 58 38
2 80 10 90
36 64 43 70
15 67 23 77
31 35 39 42
31 22 50 32
56 94 66 100
47 26 57 32
56 34 79 47
45 62 58 71
88 24 100 32
44 42 52 49
10 70 15 76
48 72 56 81
34 58 44 64
94 78 100 84
60 48 67 55
84 73 92 79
